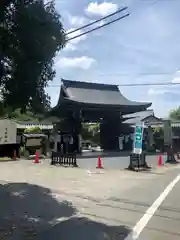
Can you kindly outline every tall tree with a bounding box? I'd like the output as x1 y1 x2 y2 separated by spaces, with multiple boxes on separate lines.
0 0 66 113
169 107 180 120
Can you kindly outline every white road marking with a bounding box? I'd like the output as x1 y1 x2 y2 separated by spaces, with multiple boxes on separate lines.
125 174 180 240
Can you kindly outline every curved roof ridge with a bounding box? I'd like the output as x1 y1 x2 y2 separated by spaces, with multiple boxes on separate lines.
61 78 119 91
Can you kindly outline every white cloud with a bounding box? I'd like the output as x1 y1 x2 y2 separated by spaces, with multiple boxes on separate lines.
65 43 76 51
85 2 118 16
67 14 88 27
94 20 105 27
56 56 96 70
172 70 180 83
64 28 87 51
147 88 166 96
172 77 180 83
148 70 180 96
147 84 180 96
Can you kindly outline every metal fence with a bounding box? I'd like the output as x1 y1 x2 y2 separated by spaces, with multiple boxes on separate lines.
51 151 78 167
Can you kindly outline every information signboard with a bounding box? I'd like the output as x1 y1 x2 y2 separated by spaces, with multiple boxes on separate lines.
133 123 144 154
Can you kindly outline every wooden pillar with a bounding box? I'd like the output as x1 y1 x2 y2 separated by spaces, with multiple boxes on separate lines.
52 124 59 152
100 116 120 151
72 110 82 153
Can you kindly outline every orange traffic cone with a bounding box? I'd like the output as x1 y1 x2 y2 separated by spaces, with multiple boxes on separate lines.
34 151 39 164
96 156 103 169
158 154 163 167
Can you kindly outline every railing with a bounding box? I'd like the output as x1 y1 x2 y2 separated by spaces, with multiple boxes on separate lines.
51 151 78 167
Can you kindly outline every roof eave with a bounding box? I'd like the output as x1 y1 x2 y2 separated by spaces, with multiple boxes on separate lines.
60 97 151 108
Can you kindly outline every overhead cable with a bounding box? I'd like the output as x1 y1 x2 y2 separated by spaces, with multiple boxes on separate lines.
67 13 129 42
47 82 180 87
66 7 128 35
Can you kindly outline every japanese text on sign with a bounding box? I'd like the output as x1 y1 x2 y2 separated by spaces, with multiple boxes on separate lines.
133 123 144 154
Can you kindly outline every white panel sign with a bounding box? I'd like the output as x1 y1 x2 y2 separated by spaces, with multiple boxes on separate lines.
0 120 17 144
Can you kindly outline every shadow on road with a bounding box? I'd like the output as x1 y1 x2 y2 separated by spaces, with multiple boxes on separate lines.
0 182 76 239
40 217 130 240
0 182 131 239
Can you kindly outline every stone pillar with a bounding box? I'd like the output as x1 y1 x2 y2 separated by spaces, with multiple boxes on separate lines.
164 120 172 146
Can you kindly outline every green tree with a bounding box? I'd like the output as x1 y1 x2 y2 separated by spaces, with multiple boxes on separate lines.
169 107 180 120
81 123 100 145
0 107 39 121
152 126 164 138
24 126 42 133
0 0 66 113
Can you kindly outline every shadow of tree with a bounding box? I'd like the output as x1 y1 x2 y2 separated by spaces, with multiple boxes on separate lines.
39 217 131 240
0 182 76 239
0 182 131 239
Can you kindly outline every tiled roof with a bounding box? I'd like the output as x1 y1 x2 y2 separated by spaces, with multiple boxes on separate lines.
123 109 154 119
60 79 151 107
123 110 156 124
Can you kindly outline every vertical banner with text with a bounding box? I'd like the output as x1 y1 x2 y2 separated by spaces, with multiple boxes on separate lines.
133 123 144 154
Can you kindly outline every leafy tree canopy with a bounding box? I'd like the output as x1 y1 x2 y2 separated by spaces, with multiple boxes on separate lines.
0 106 39 121
169 107 180 120
0 0 66 114
24 126 42 133
81 123 100 145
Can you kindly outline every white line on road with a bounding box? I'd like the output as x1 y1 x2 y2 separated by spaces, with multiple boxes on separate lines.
125 174 180 240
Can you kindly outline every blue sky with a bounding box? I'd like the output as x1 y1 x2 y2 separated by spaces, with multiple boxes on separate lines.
47 0 180 117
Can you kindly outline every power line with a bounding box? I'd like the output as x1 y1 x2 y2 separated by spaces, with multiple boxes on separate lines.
94 71 177 76
52 1 178 89
67 13 130 42
117 82 180 87
65 0 160 39
47 82 180 87
65 0 158 38
66 7 128 35
64 0 168 45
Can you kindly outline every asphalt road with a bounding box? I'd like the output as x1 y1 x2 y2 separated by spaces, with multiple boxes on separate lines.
0 159 179 239
77 154 166 169
137 170 180 240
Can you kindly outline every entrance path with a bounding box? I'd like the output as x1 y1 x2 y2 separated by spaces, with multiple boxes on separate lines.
0 159 179 239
